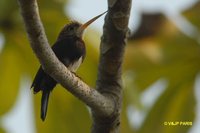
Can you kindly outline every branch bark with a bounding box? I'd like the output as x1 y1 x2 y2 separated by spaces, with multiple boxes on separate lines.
18 0 131 132
92 0 131 132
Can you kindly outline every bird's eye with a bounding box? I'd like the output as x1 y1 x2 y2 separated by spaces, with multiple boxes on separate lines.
68 26 74 31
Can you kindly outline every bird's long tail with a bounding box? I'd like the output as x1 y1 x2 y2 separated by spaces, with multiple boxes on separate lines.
41 90 50 121
31 67 56 121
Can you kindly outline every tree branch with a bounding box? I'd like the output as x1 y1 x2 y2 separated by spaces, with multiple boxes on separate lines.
92 0 132 132
17 0 114 117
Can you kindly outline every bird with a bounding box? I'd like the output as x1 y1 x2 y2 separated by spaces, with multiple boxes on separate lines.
31 11 107 121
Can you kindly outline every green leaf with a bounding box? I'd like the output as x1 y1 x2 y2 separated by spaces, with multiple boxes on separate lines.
138 80 195 133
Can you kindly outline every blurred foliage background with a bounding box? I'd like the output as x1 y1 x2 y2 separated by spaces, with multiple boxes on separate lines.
0 0 200 133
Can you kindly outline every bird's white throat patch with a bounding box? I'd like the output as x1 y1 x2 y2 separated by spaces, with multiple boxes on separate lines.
68 57 83 72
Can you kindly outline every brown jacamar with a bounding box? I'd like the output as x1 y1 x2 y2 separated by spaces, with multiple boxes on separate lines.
31 11 107 121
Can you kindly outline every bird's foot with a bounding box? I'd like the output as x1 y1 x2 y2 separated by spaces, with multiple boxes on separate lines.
71 71 82 80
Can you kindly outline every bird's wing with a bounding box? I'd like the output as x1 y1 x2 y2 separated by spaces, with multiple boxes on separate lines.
31 67 45 93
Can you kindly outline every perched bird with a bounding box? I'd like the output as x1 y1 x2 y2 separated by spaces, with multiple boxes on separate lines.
31 11 107 121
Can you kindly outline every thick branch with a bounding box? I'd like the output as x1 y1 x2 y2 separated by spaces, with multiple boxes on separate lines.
92 0 132 132
17 0 114 117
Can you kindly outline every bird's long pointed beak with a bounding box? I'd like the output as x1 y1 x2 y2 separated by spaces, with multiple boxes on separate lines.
77 11 107 36
81 11 107 30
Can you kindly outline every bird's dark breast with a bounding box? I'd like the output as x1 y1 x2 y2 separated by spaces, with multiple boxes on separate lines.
53 36 86 66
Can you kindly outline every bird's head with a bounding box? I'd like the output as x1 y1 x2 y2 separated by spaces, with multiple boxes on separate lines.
58 11 107 39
